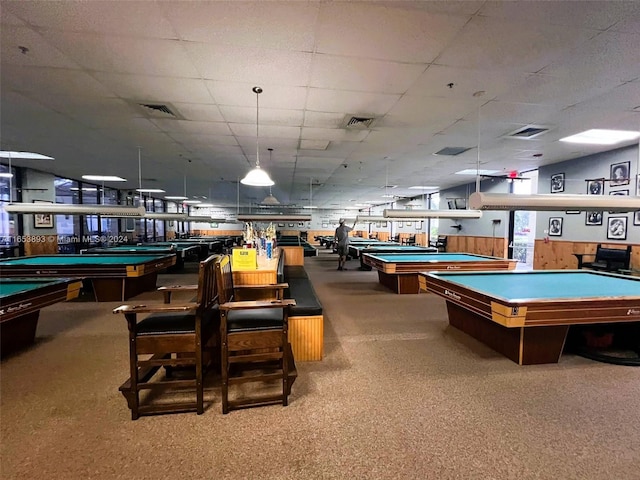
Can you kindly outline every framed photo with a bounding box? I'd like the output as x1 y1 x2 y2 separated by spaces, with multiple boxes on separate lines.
278 223 285 227
375 222 381 228
398 222 403 228
298 222 304 227
607 216 627 240
405 221 412 227
125 217 136 232
587 178 604 195
288 223 294 227
610 161 630 187
416 221 423 230
550 173 565 193
565 210 580 215
610 189 629 196
210 222 218 228
321 223 328 228
548 217 563 236
33 200 54 228
634 211 640 226
382 222 388 228
585 211 603 226
447 200 455 209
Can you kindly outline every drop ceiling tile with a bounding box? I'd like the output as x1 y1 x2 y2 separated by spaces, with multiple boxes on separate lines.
219 106 304 126
309 55 426 94
1 25 80 68
204 81 308 110
306 89 400 115
315 2 468 63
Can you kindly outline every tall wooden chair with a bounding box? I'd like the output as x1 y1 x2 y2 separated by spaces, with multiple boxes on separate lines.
113 254 219 420
214 254 296 414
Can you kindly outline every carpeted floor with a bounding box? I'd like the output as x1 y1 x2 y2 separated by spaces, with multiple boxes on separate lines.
1 249 639 479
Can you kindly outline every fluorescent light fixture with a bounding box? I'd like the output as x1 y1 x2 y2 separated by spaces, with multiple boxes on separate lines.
2 203 145 216
455 169 499 176
70 187 98 192
193 203 216 208
165 196 189 200
560 129 640 145
82 175 126 182
408 186 438 190
381 194 396 198
143 212 226 222
302 206 318 209
236 214 311 222
0 172 14 178
136 188 165 193
470 192 640 212
183 200 202 204
383 209 483 219
0 151 54 160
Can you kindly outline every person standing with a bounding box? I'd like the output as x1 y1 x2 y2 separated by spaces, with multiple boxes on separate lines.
334 218 356 270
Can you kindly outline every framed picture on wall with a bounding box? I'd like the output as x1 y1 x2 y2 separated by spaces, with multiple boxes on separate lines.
607 216 627 240
382 222 388 227
548 217 563 236
550 173 565 193
288 223 294 227
610 161 630 187
125 217 136 232
585 211 603 226
416 221 422 230
321 223 328 228
405 221 412 227
375 222 381 228
398 222 403 228
565 211 580 215
298 222 304 227
610 189 629 196
587 178 604 195
634 211 640 226
33 200 54 228
278 223 285 227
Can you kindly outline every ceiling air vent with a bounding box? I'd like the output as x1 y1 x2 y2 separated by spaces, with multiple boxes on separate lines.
434 147 471 156
140 103 175 116
505 125 551 139
342 115 376 129
129 100 184 119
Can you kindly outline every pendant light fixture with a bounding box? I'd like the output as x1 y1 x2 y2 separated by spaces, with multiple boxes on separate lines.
241 86 274 187
261 148 280 204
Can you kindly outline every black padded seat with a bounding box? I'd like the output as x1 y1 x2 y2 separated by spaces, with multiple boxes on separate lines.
286 280 323 317
136 307 218 335
284 266 308 279
227 307 284 332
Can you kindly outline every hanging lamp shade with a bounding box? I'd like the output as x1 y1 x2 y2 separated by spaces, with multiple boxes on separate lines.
241 86 274 187
262 193 280 205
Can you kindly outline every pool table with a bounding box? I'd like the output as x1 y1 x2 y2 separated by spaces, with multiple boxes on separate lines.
145 240 224 258
0 254 176 302
362 252 517 294
0 278 82 357
349 245 437 270
419 270 640 365
82 244 199 270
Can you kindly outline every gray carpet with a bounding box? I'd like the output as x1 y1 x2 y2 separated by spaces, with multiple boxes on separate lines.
2 250 639 479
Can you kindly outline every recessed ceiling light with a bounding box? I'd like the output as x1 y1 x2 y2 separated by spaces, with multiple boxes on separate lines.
0 151 54 160
136 188 165 193
82 175 127 182
560 129 640 145
455 169 499 176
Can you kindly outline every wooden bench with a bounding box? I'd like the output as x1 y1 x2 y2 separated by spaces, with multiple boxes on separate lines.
113 254 219 420
573 244 632 273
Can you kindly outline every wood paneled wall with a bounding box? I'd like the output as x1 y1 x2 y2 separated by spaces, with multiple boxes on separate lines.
533 240 639 270
446 236 508 258
24 236 58 256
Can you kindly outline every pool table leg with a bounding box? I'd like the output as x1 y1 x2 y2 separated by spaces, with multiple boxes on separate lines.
1 311 40 358
446 302 569 365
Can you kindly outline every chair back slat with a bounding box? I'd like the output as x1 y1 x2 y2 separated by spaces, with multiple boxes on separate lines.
214 255 235 304
196 254 219 309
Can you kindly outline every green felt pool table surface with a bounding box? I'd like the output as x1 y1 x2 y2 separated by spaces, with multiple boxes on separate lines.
0 254 173 265
419 270 640 365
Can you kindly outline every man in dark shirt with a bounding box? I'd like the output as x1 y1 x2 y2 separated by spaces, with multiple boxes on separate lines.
334 218 355 270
